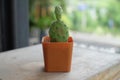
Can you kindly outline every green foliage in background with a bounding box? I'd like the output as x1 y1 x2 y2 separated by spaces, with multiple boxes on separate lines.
29 0 66 30
29 0 120 37
37 15 55 30
68 0 120 37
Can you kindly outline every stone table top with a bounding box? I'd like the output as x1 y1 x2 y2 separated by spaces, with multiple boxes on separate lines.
0 44 120 80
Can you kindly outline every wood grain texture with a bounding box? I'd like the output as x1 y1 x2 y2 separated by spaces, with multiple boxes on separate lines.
88 63 120 80
0 44 120 80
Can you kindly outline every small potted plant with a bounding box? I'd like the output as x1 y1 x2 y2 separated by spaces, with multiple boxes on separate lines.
42 6 73 72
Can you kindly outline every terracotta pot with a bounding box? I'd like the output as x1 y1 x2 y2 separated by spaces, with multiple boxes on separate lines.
42 36 73 72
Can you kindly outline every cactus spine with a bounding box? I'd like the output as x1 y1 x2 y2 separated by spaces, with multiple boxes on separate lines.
49 6 69 42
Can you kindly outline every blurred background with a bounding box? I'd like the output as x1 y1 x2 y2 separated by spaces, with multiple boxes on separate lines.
0 0 120 54
29 0 120 54
29 0 120 38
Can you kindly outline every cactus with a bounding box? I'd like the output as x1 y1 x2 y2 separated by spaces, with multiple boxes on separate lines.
49 6 69 42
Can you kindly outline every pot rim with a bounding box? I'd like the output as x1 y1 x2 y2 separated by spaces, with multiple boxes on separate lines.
42 36 73 44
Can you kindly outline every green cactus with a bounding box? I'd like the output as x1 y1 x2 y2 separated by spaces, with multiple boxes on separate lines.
49 6 69 42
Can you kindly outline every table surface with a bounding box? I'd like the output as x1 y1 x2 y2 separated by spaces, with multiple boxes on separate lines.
0 44 120 80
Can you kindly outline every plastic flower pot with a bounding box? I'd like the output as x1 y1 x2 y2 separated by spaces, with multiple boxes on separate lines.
42 36 73 72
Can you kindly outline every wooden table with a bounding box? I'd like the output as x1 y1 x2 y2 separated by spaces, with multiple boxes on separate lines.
0 44 120 80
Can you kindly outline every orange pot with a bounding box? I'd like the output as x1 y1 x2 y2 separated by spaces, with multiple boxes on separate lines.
42 36 73 72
